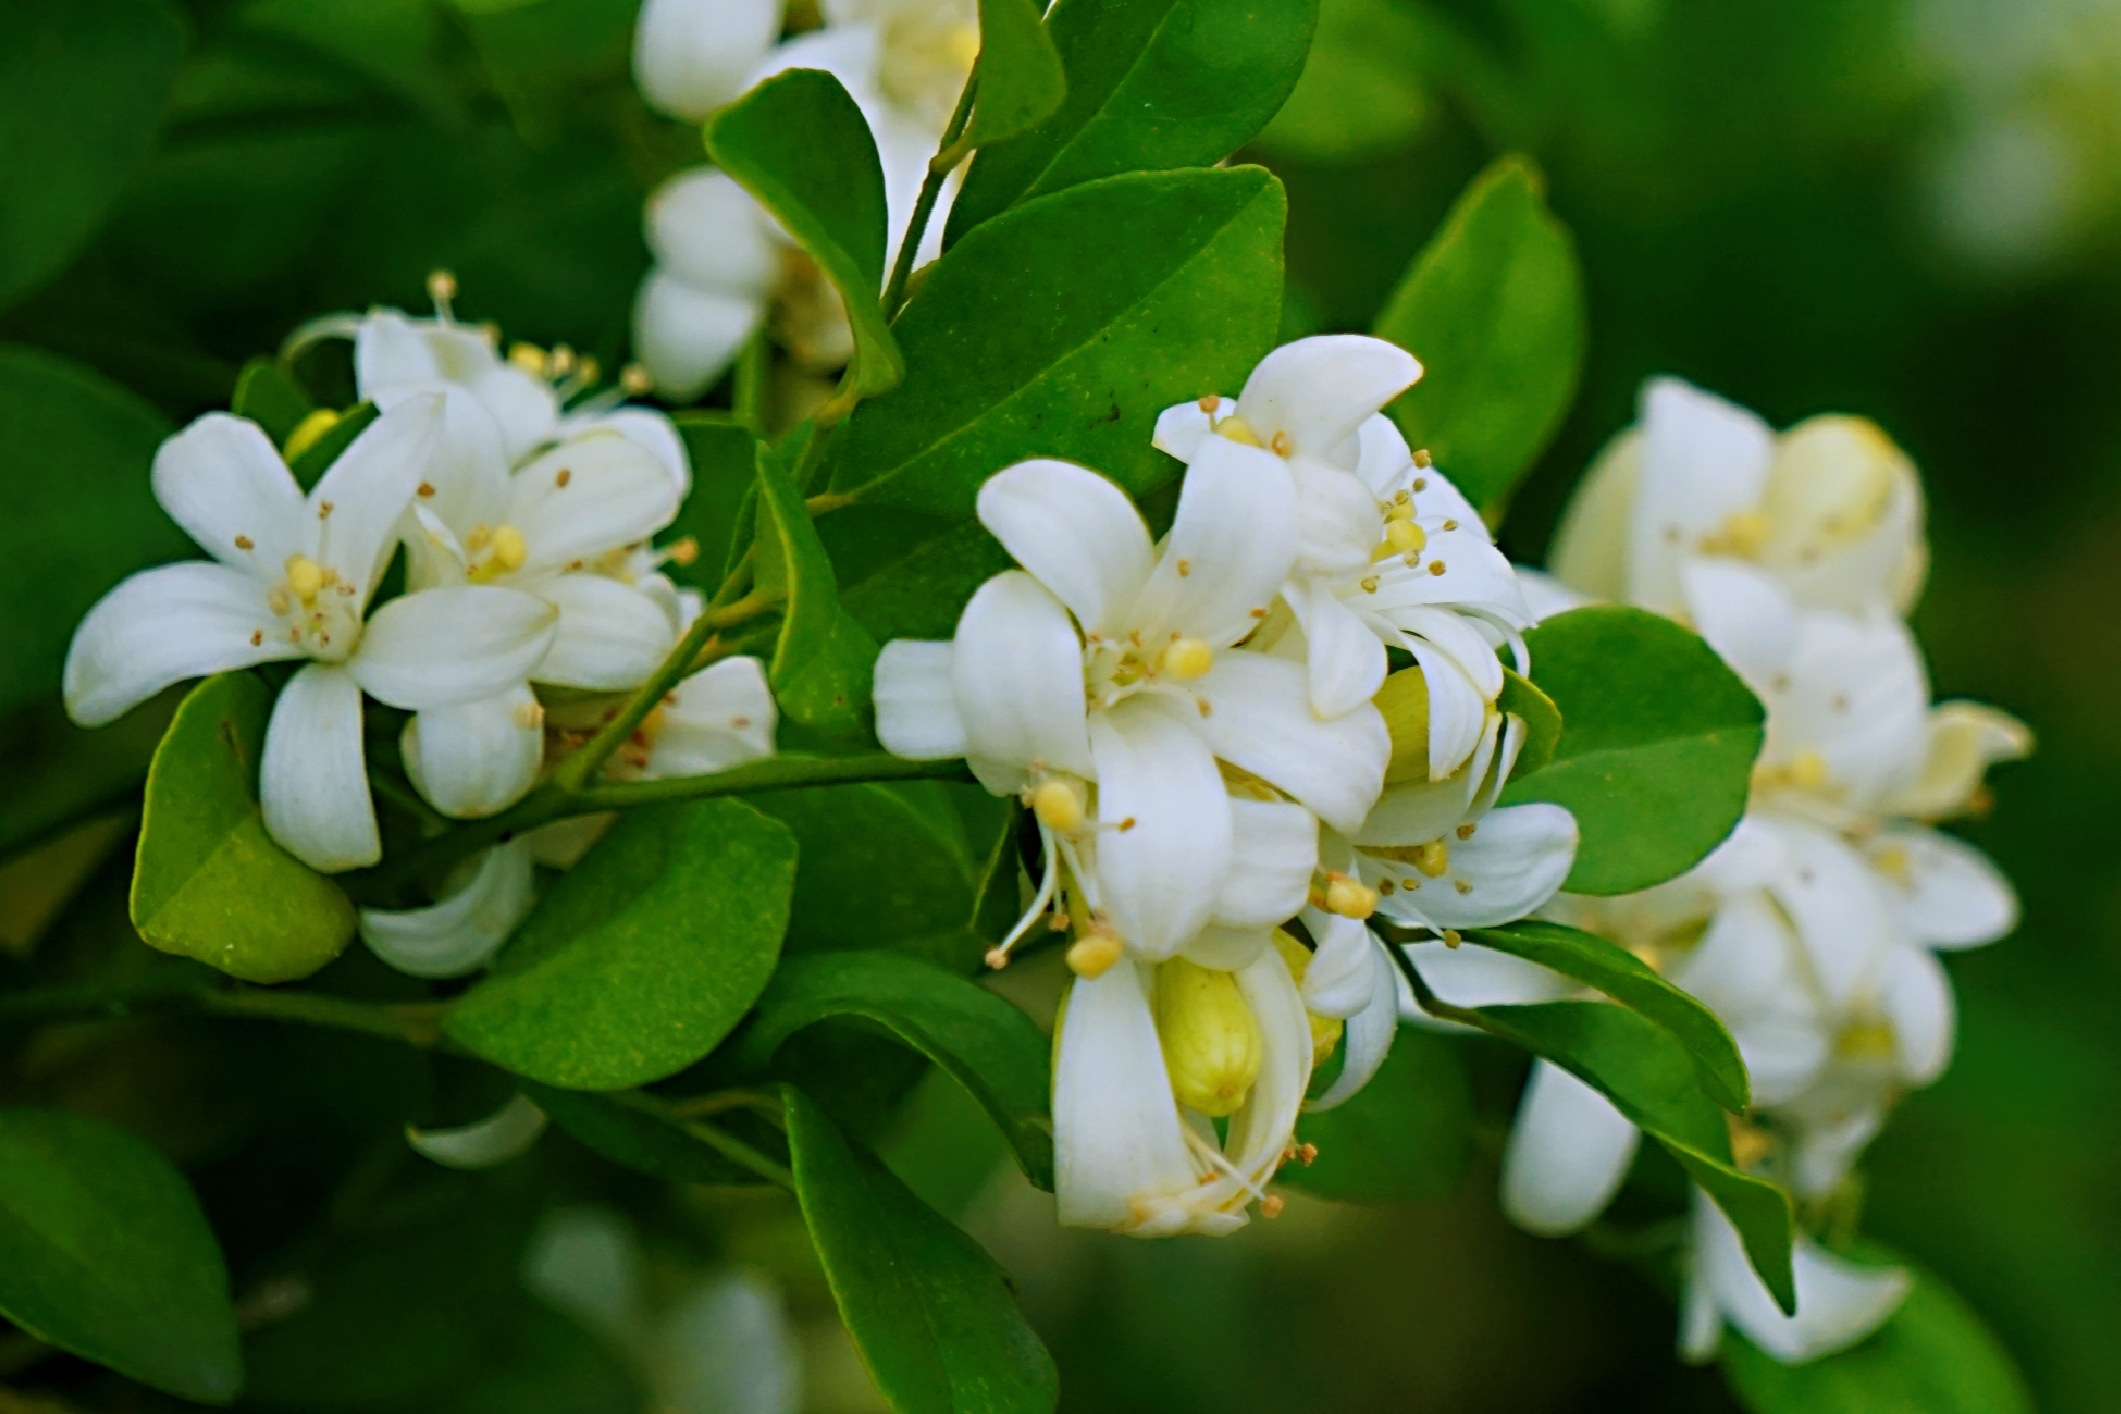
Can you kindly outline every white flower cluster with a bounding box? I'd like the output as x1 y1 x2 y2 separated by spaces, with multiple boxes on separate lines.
1432 378 2028 1362
65 288 779 969
872 336 1575 1236
632 0 978 398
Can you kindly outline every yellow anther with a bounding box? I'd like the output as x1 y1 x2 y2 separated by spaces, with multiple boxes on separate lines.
285 555 325 602
1215 415 1264 448
1704 508 1771 558
1269 430 1292 456
1836 1018 1897 1059
1259 1193 1287 1218
547 344 577 379
620 363 655 395
1030 779 1084 834
1162 637 1214 681
465 526 493 553
1323 873 1377 919
427 269 458 306
283 408 341 463
1197 394 1222 413
1411 840 1450 877
1066 929 1123 980
508 342 548 375
1788 749 1828 792
489 525 529 573
1874 844 1910 881
1154 957 1262 1118
1386 520 1427 555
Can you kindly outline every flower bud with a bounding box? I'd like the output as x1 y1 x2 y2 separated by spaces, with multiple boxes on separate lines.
1271 932 1346 1063
1154 957 1262 1118
1374 667 1431 785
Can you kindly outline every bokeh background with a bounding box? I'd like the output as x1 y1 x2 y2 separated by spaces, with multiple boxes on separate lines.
2 0 2114 1410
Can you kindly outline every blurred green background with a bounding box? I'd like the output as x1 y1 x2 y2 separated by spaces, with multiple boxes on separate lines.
3 0 2114 1409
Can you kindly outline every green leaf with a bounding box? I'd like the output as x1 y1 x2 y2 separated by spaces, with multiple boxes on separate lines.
963 0 1067 150
707 69 902 400
525 1084 767 1187
665 415 758 589
822 507 1013 643
444 798 797 1089
230 357 317 447
826 166 1286 517
1278 1027 1472 1203
1443 995 1795 1312
1374 156 1585 516
0 345 183 713
131 674 357 985
1499 666 1560 780
287 402 379 492
0 0 184 310
1257 0 1435 163
1722 1246 2032 1414
739 951 1054 1189
1464 919 1750 1112
0 1107 241 1403
784 1087 1059 1414
755 441 880 736
1502 605 1765 895
0 692 178 862
946 0 1317 242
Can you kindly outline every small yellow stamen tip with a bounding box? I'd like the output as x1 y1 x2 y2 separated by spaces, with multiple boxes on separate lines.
1411 840 1450 878
1260 1194 1286 1218
984 946 1011 971
1216 415 1264 448
1322 874 1377 920
1268 430 1292 456
1030 779 1084 834
620 363 655 395
1066 933 1123 979
490 525 529 573
284 555 325 602
548 344 577 378
1162 637 1214 682
1385 520 1427 556
1789 749 1828 791
508 342 548 375
1442 929 1462 948
426 269 458 306
282 408 341 463
666 536 699 567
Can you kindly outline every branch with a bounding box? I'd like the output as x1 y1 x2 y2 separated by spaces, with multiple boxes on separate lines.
880 73 978 320
1382 936 1491 1031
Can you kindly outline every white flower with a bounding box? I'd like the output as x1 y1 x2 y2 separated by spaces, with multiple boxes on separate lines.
406 1092 549 1169
1155 337 1533 779
1549 376 1928 618
874 452 1389 969
633 0 785 123
64 399 557 872
359 840 537 979
606 655 780 780
1680 1189 1910 1364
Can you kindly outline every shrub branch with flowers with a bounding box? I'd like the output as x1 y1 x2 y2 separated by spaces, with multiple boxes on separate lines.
0 1 2032 1411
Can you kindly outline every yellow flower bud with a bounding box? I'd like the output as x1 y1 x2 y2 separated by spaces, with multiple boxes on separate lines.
1030 778 1084 834
282 408 341 464
1154 957 1261 1118
1761 415 1908 563
1374 667 1432 785
1270 932 1345 1063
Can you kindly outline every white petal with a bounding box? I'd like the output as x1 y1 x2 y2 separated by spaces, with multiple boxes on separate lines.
1679 557 1796 690
1763 818 1899 1011
1548 427 1641 603
1394 802 1577 931
1502 1060 1641 1235
1087 700 1232 961
1289 458 1382 578
408 1094 547 1169
64 563 292 727
1879 943 1955 1086
1872 826 2016 949
1182 651 1389 836
360 840 536 978
633 269 764 402
952 572 1092 785
1180 925 1273 970
634 0 785 120
1127 435 1298 649
1679 1253 1725 1363
1880 702 2031 820
1758 415 1927 615
310 394 445 603
657 1270 802 1414
1210 797 1317 930
1790 1110 1882 1200
873 640 968 761
510 430 684 574
1352 413 1415 501
1309 937 1399 1109
150 413 306 575
401 688 544 819
567 406 692 499
1235 336 1421 462
351 585 558 711
1627 378 1774 616
1052 957 1199 1229
260 662 379 872
1694 1191 1910 1364
645 168 778 297
1151 399 1214 463
530 575 678 691
1762 610 1930 813
1287 578 1388 719
1730 1014 1830 1109
976 460 1155 636
1300 911 1378 1019
417 393 514 542
1406 640 1489 783
649 656 779 777
1398 938 1571 1010
1356 714 1497 849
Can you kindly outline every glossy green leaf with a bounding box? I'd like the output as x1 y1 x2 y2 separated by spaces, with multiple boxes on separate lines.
946 0 1317 242
822 507 1013 642
1722 1247 2033 1414
665 415 757 590
131 674 357 985
739 951 1054 1189
1258 0 1435 163
963 0 1067 150
444 798 797 1089
707 69 902 399
526 1084 766 1187
229 357 316 447
0 1107 241 1403
827 166 1285 517
1465 918 1750 1112
1499 666 1560 780
1374 156 1585 516
755 442 879 735
0 345 183 713
287 401 379 492
784 1087 1060 1414
1279 1027 1472 1203
1502 605 1764 895
0 0 183 310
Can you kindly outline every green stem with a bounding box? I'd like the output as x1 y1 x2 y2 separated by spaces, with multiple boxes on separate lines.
733 324 769 435
602 1090 794 1190
880 74 979 321
572 753 972 811
1383 938 1489 1030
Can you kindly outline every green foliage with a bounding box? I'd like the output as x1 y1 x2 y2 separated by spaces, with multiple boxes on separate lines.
1498 666 1561 779
822 508 1014 642
1258 0 1435 163
665 415 757 588
947 0 1318 241
739 951 1055 1188
0 1107 241 1404
131 674 357 985
707 69 903 400
1722 1247 2033 1413
444 799 797 1089
784 1087 1061 1414
1375 157 1585 517
0 692 176 861
1279 1027 1473 1203
964 0 1068 151
527 1085 766 1186
755 439 880 736
1502 605 1765 895
231 356 319 447
827 167 1286 516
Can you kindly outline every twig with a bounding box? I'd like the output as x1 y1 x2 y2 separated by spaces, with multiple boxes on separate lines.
880 74 979 320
